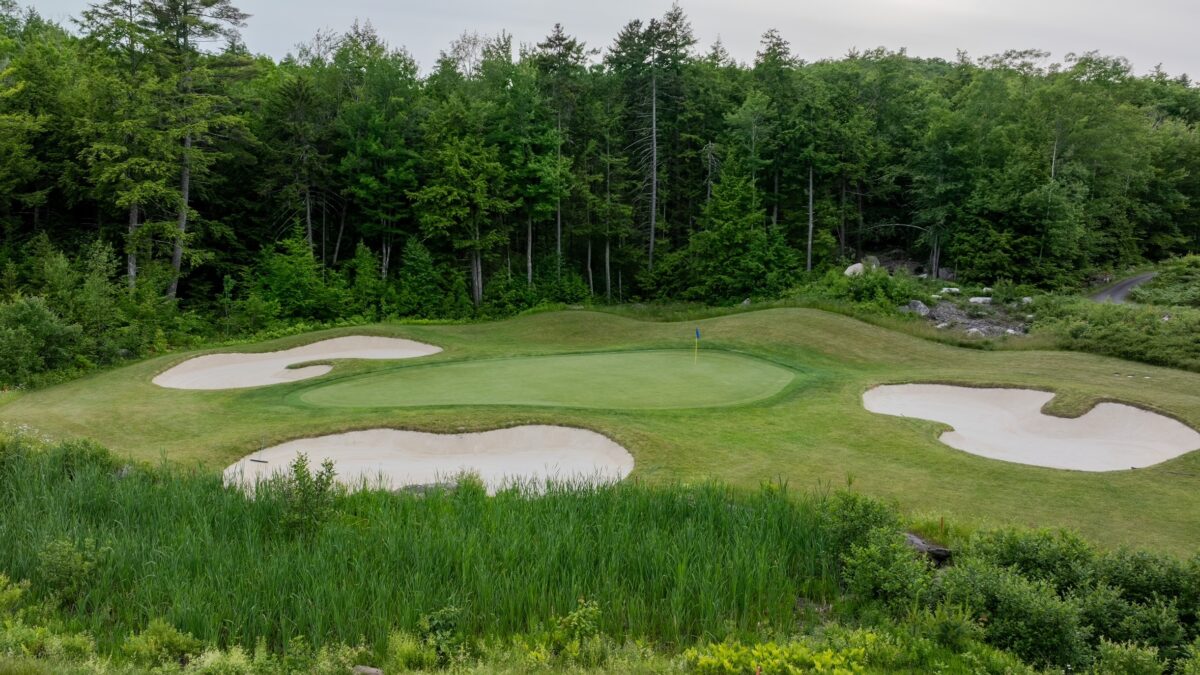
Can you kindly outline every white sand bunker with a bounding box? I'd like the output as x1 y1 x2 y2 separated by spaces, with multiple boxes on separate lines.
863 384 1200 471
224 425 635 493
153 336 441 390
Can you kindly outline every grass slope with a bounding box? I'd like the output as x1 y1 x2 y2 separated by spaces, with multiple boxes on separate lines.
2 307 1199 552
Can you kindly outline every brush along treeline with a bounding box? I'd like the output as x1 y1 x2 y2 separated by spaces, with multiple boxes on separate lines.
2 431 1200 673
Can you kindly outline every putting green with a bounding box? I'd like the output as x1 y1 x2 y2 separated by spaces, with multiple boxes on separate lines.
295 349 797 410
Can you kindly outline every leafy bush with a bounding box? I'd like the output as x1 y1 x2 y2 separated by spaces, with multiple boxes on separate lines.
1130 256 1200 307
1093 638 1164 675
0 296 81 385
1033 297 1200 372
824 491 902 551
683 640 868 674
271 453 338 536
36 538 103 609
963 527 1095 593
935 559 1091 669
122 618 203 667
841 529 931 607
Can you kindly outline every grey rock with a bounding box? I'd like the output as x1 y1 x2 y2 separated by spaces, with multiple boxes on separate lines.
935 322 950 329
966 328 985 337
980 287 993 294
1005 328 1019 336
904 300 931 317
968 297 992 305
844 262 864 277
741 298 751 306
905 533 952 566
352 667 384 675
1021 296 1034 305
940 287 961 294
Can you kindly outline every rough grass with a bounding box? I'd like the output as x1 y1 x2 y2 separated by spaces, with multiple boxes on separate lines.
0 435 836 654
2 308 1199 553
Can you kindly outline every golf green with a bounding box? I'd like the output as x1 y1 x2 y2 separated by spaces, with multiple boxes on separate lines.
295 349 797 410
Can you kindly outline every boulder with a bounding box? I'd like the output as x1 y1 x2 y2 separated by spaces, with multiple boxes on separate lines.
352 668 384 675
935 322 950 330
905 533 952 566
940 287 961 294
968 297 992 305
741 298 751 306
903 300 931 317
863 255 881 269
1005 328 1019 336
844 262 865 277
966 328 985 337
1021 296 1034 305
980 287 993 294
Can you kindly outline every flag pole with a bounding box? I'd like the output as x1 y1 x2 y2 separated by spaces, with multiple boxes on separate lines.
694 327 700 364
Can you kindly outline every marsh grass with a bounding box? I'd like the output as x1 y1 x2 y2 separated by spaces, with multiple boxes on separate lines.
0 434 837 655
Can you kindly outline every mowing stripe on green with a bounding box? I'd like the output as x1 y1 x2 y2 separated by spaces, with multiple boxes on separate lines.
296 349 797 410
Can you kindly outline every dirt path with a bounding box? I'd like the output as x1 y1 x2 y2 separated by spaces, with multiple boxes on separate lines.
1091 272 1157 304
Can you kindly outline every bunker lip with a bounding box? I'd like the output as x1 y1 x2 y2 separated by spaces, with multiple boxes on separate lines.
224 425 635 494
862 383 1200 472
152 336 442 390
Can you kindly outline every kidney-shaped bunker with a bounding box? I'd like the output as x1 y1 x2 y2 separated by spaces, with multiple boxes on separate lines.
154 336 441 390
225 425 634 494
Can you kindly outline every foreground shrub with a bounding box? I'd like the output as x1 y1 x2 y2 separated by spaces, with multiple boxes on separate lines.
684 640 868 674
841 529 931 607
122 618 203 667
935 559 1091 669
963 527 1095 593
1093 638 1164 675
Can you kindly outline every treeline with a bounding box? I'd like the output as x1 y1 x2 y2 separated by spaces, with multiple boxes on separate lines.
2 0 1200 314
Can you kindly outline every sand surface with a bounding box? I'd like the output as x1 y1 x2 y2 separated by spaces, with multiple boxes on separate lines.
153 336 441 390
863 384 1200 471
224 425 635 493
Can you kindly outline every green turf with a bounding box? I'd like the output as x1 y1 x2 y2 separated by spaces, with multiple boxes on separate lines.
2 307 1199 553
295 349 797 410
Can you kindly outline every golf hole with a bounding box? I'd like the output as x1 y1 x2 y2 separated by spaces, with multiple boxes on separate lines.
224 425 634 494
863 384 1200 471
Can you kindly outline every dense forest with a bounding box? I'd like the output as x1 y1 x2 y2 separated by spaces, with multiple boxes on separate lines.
1 0 1199 383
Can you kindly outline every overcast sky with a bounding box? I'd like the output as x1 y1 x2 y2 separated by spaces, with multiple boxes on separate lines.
27 0 1200 78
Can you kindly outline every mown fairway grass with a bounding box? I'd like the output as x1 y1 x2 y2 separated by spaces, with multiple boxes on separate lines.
2 307 1199 553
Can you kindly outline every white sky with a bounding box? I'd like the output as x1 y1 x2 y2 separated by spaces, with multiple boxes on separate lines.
26 0 1200 78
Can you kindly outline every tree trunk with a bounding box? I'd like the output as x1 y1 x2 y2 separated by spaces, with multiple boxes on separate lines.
648 70 658 272
526 213 533 285
586 238 593 294
604 236 611 300
469 223 483 306
167 132 192 300
772 171 779 228
304 185 313 246
556 117 563 276
380 234 392 280
332 204 346 264
805 163 814 272
127 203 139 289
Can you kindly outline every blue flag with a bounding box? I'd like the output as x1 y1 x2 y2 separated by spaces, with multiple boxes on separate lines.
695 328 701 340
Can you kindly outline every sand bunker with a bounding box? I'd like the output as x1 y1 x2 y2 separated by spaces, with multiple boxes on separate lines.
863 384 1200 471
224 425 634 493
153 336 441 390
